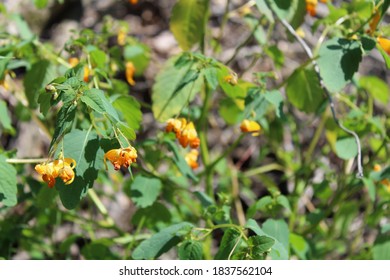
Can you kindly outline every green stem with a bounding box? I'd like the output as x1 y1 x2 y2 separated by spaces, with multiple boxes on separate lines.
304 112 327 164
87 189 124 235
6 158 48 164
243 163 285 177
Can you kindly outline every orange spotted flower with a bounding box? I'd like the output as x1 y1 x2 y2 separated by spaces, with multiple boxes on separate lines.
377 37 390 56
125 61 136 86
240 119 261 136
104 146 137 170
305 0 317 16
129 0 138 4
35 158 76 188
178 121 200 149
166 118 200 149
185 149 199 170
166 118 187 138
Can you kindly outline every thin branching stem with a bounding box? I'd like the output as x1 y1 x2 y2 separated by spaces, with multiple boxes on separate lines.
279 18 364 178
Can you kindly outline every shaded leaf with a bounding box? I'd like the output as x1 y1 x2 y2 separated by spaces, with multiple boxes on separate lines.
318 38 362 92
130 176 162 208
132 222 194 259
24 60 56 108
56 129 104 209
0 155 17 207
152 56 203 122
286 67 325 113
170 0 209 50
335 137 358 160
214 228 241 260
124 44 151 76
178 240 203 260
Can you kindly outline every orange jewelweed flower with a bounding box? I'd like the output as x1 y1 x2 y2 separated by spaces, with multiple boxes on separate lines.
305 0 317 16
166 118 187 138
83 66 90 82
117 28 127 46
320 0 327 3
68 57 79 68
368 9 381 34
129 0 138 4
378 37 390 56
185 149 199 170
125 61 136 86
104 146 137 170
240 119 261 136
35 158 76 188
178 121 200 149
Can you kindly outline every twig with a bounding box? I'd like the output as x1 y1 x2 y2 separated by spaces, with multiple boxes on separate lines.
279 18 363 178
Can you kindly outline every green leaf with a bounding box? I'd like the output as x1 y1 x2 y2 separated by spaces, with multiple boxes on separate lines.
130 176 162 208
124 44 151 76
255 0 274 22
116 122 136 141
113 96 142 130
248 235 275 259
89 49 107 69
377 44 390 69
50 102 77 148
164 139 198 182
132 202 172 228
81 239 118 260
10 14 34 40
80 89 119 122
24 60 56 108
373 234 390 260
0 100 14 134
264 90 285 118
178 240 203 260
262 219 289 250
33 0 48 9
318 38 362 92
265 46 285 68
0 155 17 207
193 191 214 208
335 137 358 160
247 195 273 218
218 98 244 125
132 222 194 259
152 56 203 122
56 129 104 209
170 0 209 50
0 53 12 79
289 233 309 259
214 228 242 260
359 76 389 104
245 219 289 260
37 90 52 116
286 67 325 113
363 178 376 202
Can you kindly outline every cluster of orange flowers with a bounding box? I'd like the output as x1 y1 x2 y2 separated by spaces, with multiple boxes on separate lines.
35 146 138 188
104 146 138 171
35 158 76 188
166 118 200 169
166 118 200 149
305 0 328 17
